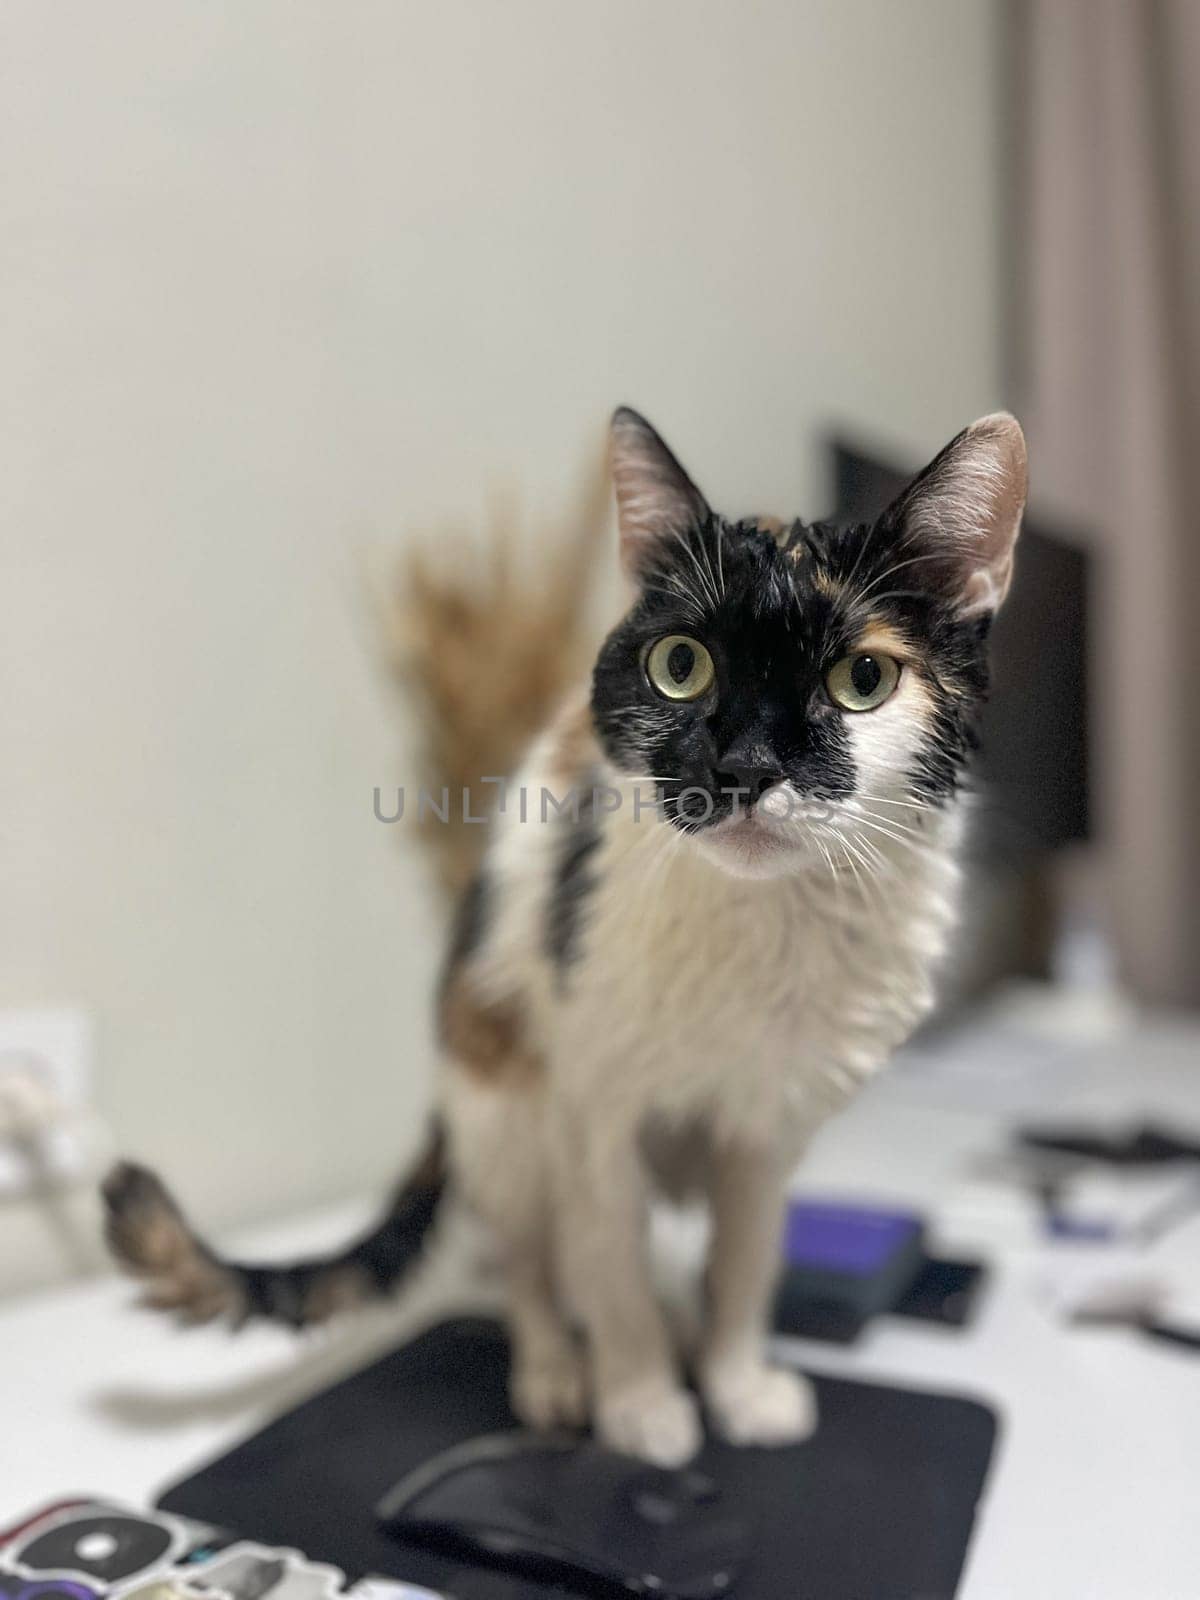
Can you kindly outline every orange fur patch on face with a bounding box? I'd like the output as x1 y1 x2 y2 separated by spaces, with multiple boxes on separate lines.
844 619 942 734
898 661 939 731
855 617 920 664
441 969 543 1088
809 566 843 597
752 515 789 548
855 614 969 707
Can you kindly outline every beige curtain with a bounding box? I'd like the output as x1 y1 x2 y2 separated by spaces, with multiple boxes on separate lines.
1015 0 1200 1006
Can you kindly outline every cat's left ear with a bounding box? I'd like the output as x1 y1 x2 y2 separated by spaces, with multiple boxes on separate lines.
610 407 711 580
883 413 1027 620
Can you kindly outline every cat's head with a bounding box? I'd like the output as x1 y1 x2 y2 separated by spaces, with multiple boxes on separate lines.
591 407 1026 880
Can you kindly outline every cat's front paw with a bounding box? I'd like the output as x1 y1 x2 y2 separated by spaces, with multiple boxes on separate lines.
511 1342 588 1430
702 1360 817 1447
595 1379 703 1468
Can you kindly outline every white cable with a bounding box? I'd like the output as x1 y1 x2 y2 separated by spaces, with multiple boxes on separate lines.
0 1058 108 1272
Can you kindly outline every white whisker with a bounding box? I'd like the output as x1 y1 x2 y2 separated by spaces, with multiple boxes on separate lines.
840 518 880 602
837 833 890 906
854 813 931 856
853 791 928 813
848 802 924 840
667 528 720 612
858 589 931 608
848 552 949 609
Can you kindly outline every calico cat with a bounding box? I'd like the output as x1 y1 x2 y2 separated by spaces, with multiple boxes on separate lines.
103 406 1025 1466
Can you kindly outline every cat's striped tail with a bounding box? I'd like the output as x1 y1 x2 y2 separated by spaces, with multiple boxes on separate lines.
101 1124 445 1328
382 451 609 898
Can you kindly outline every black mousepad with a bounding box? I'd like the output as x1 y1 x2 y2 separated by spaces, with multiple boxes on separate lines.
159 1318 997 1600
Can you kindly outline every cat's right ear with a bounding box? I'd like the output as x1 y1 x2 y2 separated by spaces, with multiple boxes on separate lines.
880 413 1027 621
610 408 710 579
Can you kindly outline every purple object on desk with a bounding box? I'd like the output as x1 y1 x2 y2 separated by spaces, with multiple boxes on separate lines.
775 1200 928 1335
784 1201 924 1274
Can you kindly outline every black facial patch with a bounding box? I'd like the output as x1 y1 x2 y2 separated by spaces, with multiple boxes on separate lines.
591 507 993 828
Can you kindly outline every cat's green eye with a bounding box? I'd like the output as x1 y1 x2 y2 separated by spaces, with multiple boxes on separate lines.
826 652 901 712
646 635 716 701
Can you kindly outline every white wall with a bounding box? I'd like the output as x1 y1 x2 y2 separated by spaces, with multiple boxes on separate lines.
0 0 1001 1295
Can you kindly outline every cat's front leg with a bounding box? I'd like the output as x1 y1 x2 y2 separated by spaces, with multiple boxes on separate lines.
700 1137 817 1446
550 1109 702 1468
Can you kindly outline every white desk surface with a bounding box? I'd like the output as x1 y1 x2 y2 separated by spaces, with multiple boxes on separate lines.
3 1001 1199 1600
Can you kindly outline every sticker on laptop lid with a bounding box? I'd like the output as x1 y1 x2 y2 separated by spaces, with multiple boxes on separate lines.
7 1511 190 1590
189 1546 344 1600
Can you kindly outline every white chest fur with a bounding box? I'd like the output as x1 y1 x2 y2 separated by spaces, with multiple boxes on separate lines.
537 797 964 1148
